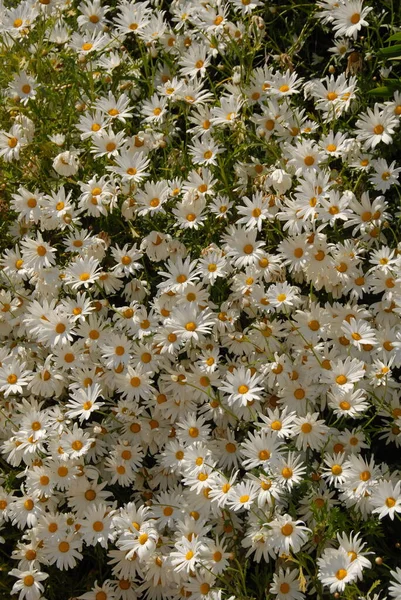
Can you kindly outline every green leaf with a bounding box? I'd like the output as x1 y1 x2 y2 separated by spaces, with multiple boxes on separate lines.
377 44 401 57
367 86 396 97
387 32 401 42
368 80 401 97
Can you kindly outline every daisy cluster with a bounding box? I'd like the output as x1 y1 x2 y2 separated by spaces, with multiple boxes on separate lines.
1 0 401 599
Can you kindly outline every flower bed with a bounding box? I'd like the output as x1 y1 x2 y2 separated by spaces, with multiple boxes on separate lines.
0 0 401 599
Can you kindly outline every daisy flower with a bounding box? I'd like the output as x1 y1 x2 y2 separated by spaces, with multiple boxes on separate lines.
64 256 101 290
97 91 133 124
370 158 401 192
273 452 307 490
65 384 104 423
271 69 303 96
370 480 401 520
231 0 261 16
227 481 259 512
179 44 211 79
113 2 151 35
268 515 311 554
219 366 264 407
0 124 27 162
240 431 283 469
8 492 43 530
343 453 380 497
223 226 266 268
336 531 373 577
77 110 108 140
78 580 116 600
141 94 168 123
389 567 401 599
340 318 378 350
327 388 369 418
80 503 114 548
77 0 110 32
9 567 48 600
59 424 95 459
172 197 207 229
210 95 243 126
8 71 37 104
266 282 301 310
158 256 201 293
332 0 373 39
292 412 329 451
236 191 270 231
20 233 57 271
317 548 359 593
170 536 203 573
69 30 109 55
115 365 154 402
175 412 211 445
169 305 215 343
269 568 304 600
355 105 398 149
44 535 83 571
111 243 143 276
321 452 349 487
259 407 296 439
188 135 224 166
110 151 150 183
321 356 365 391
35 311 75 347
53 150 80 177
0 361 32 397
91 129 127 158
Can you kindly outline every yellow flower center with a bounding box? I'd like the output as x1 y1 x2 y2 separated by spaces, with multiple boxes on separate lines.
93 520 104 532
59 541 70 553
24 575 35 587
281 524 293 536
336 569 348 580
360 470 371 481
